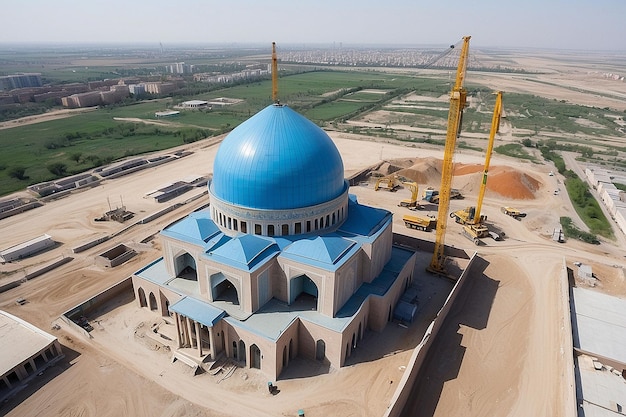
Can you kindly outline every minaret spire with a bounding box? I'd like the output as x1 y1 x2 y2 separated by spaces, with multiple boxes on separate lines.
272 42 279 104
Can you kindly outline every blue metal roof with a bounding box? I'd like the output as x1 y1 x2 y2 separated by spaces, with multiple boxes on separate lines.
337 197 391 237
211 104 346 210
283 235 356 265
169 296 225 327
161 210 222 246
205 234 280 271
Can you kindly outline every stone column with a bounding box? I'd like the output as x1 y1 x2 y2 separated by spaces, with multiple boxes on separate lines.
195 321 202 356
174 313 182 348
185 317 194 349
209 328 216 360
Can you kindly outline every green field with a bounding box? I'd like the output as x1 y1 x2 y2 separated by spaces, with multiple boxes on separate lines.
2 65 625 199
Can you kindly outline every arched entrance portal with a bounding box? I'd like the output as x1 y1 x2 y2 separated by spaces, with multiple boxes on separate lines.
210 273 240 305
289 275 319 310
174 252 197 281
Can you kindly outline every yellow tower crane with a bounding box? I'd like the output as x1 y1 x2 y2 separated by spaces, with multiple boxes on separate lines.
452 91 503 244
427 36 471 275
473 91 503 225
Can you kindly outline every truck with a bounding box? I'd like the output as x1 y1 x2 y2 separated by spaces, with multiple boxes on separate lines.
402 214 436 231
422 187 462 204
501 206 526 219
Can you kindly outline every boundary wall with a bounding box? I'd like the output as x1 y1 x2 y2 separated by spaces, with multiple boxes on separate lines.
560 258 577 417
59 277 133 339
383 251 478 417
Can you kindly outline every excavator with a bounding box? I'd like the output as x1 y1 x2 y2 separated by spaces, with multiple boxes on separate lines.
374 175 400 192
398 182 420 208
450 91 504 245
427 36 471 274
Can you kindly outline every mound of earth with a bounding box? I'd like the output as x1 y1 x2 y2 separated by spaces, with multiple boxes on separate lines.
454 163 541 199
373 158 542 200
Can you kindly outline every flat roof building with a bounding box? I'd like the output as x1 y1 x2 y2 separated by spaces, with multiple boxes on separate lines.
0 310 63 402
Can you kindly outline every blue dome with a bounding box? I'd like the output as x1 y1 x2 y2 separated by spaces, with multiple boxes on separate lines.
211 105 346 210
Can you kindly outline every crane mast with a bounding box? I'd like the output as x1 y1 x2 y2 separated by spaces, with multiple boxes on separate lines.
272 42 279 103
473 91 503 225
428 36 471 274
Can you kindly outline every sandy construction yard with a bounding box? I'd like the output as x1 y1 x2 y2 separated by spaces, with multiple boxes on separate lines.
2 50 626 417
2 132 625 417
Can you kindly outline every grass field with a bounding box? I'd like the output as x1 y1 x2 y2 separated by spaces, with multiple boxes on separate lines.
2 65 625 199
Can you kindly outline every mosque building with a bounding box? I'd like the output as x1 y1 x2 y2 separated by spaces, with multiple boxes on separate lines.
131 96 417 381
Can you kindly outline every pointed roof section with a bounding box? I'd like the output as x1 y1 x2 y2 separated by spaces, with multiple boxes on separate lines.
282 235 357 268
207 234 279 271
162 210 221 243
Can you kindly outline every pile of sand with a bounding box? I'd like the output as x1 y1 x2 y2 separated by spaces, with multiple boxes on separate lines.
375 158 542 200
454 163 541 199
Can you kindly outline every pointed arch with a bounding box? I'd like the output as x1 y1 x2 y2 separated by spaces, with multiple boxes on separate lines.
174 251 197 281
210 272 240 306
289 274 318 309
250 344 261 369
149 292 157 311
137 287 147 307
315 339 325 361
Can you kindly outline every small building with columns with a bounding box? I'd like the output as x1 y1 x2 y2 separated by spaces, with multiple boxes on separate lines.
131 103 417 380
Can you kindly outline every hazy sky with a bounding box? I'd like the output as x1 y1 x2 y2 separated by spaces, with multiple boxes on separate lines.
2 0 625 50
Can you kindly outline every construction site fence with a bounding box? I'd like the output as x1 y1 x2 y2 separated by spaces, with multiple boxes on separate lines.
383 251 478 417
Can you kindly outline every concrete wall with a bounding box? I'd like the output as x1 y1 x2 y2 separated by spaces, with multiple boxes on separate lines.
61 277 135 339
72 235 110 253
560 259 578 417
383 251 477 417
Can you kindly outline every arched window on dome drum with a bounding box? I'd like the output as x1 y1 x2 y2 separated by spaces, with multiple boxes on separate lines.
326 215 330 228
241 221 247 233
332 213 336 225
282 224 289 235
255 224 261 235
268 225 275 236
295 222 301 234
219 212 223 226
314 219 318 230
233 219 238 231
306 221 311 232
228 217 232 229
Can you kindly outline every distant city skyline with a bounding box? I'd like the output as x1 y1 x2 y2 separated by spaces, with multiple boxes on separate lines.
1 0 625 51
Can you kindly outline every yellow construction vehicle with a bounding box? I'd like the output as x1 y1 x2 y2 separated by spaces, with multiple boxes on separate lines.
501 206 526 219
428 36 471 274
374 175 400 192
450 91 504 245
398 182 419 208
450 206 487 224
403 214 436 231
422 187 462 204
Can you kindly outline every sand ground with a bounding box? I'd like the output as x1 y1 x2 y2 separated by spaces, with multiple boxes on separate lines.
2 133 623 417
2 50 626 416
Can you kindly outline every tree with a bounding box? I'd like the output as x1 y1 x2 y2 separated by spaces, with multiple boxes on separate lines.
8 166 27 180
47 162 67 177
70 152 82 163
